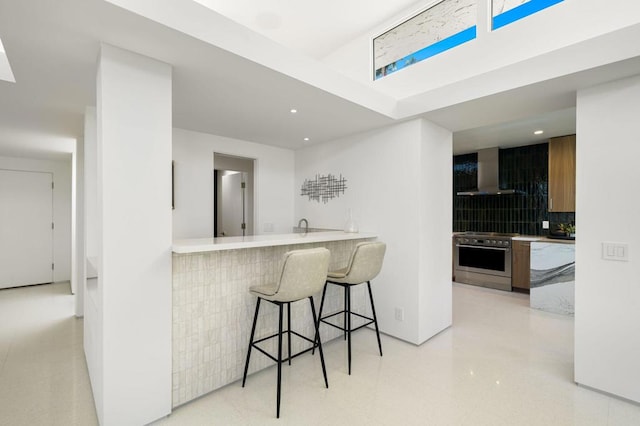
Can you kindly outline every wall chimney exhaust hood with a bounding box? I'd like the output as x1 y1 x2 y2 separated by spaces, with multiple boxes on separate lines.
456 148 521 196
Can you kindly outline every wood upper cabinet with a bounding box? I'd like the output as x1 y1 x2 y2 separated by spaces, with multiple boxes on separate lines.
511 240 530 291
548 135 576 212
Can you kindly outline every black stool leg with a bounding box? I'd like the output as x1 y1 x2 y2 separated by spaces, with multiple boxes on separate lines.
242 298 261 387
367 281 383 357
309 296 328 388
277 303 283 418
347 285 352 375
344 285 348 341
287 302 292 366
312 283 328 355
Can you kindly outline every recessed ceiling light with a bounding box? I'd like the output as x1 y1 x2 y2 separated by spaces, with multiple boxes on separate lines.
303 137 310 142
290 108 297 114
534 130 544 135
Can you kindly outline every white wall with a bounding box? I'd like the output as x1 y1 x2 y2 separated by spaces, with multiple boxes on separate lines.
295 118 452 344
0 155 72 283
72 137 85 316
84 107 98 260
82 106 101 421
96 44 172 425
323 0 640 105
575 74 640 403
172 128 295 238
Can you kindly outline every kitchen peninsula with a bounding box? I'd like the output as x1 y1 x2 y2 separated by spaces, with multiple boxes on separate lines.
512 236 575 314
529 239 575 315
171 231 377 407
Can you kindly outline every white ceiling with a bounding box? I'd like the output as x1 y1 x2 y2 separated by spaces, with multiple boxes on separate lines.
0 0 638 161
192 0 422 59
0 0 396 159
453 108 576 154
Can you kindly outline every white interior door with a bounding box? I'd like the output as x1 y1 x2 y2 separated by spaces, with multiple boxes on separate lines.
220 172 245 237
0 170 54 289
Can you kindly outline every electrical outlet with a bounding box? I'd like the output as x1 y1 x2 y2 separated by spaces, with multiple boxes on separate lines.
542 221 549 229
394 308 404 322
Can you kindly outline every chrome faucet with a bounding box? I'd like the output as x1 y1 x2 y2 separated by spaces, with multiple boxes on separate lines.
298 218 309 234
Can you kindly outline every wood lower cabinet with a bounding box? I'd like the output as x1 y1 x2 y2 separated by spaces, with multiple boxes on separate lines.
548 135 576 212
511 240 530 291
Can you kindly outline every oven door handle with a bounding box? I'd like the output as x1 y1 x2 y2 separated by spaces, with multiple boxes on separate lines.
456 244 510 251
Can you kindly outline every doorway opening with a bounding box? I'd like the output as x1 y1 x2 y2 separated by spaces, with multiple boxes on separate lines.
213 153 255 237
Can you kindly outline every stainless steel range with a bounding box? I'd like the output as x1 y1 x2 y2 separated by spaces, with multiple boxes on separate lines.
453 232 519 291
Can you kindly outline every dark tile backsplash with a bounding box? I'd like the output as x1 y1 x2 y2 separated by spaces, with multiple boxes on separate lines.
453 152 477 192
453 143 575 235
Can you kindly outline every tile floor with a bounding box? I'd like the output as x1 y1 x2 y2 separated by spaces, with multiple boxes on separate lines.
1 281 640 425
0 282 97 426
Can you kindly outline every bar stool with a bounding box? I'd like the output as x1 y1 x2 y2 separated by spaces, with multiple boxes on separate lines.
316 241 386 374
241 247 330 418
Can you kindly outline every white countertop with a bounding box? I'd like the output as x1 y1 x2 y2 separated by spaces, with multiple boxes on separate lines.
453 234 575 244
173 231 377 254
513 236 575 244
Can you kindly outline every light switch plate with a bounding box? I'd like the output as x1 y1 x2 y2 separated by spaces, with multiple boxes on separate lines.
602 242 629 261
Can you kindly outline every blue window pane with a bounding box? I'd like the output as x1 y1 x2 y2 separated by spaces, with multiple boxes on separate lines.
375 26 477 80
493 0 564 30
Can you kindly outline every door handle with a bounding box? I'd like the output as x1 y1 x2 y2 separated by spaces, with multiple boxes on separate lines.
456 244 509 252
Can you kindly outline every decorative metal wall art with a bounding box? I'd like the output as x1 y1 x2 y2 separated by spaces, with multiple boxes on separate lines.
300 173 347 203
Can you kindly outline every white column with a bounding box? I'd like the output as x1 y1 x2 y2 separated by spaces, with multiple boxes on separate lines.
575 74 640 403
83 106 102 420
96 44 172 425
418 119 453 343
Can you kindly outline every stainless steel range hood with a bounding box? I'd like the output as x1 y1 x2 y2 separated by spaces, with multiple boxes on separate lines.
456 148 520 196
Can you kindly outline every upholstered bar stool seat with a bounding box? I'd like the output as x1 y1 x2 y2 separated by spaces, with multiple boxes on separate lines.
316 241 386 374
241 247 330 418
